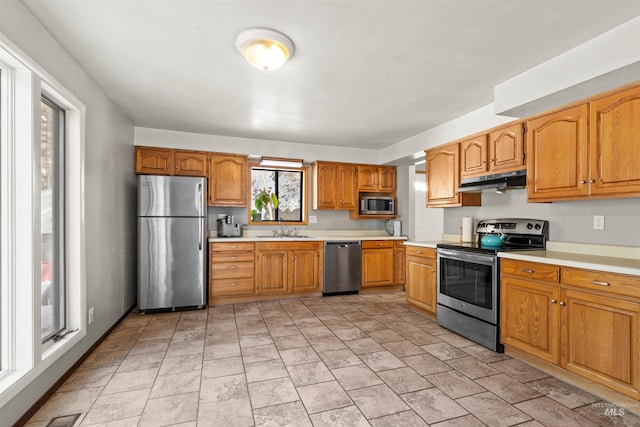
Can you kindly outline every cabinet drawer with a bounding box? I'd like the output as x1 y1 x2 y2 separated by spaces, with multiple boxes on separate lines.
561 267 640 299
362 240 394 249
210 242 255 252
395 240 407 248
405 246 436 259
211 252 254 263
211 261 254 278
257 242 321 251
501 259 559 282
211 278 255 296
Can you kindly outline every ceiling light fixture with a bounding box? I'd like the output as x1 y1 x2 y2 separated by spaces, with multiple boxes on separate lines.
259 157 304 168
235 28 295 71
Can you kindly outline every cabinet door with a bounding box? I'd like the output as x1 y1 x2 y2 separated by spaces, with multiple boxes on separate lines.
500 276 560 364
362 248 394 287
489 123 524 173
589 86 640 197
337 164 357 209
406 257 436 313
526 104 589 201
289 250 321 292
314 162 338 209
394 245 406 285
209 154 248 206
174 150 208 177
378 167 396 191
135 147 173 175
256 250 288 294
425 144 461 206
562 289 640 399
357 165 379 191
460 135 488 178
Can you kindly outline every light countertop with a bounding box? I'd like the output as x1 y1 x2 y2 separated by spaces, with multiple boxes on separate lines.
208 230 407 243
499 250 640 276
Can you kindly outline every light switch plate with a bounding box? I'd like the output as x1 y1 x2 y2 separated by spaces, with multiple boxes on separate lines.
593 215 605 230
309 215 317 224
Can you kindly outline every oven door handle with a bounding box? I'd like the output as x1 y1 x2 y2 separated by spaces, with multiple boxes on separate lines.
437 249 496 264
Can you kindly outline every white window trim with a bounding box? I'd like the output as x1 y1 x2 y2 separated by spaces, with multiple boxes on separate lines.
0 32 86 407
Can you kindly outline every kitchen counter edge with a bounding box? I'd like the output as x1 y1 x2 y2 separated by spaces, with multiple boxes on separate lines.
499 250 640 277
208 236 408 243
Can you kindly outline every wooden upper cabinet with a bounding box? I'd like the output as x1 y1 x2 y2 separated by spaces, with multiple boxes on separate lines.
379 167 396 191
313 162 338 209
426 144 481 207
589 85 640 197
526 104 589 202
312 162 357 210
337 163 358 209
208 153 248 206
357 165 396 192
357 165 380 191
174 150 207 176
135 147 173 175
489 123 525 173
461 135 488 178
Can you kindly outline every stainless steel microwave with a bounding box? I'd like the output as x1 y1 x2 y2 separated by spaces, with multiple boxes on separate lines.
360 195 395 215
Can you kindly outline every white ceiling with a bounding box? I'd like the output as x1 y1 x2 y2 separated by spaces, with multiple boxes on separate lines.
21 0 640 150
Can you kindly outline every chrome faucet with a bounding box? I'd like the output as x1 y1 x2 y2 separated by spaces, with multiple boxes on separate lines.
279 218 286 236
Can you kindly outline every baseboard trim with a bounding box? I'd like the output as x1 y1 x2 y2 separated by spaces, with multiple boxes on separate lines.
13 303 137 427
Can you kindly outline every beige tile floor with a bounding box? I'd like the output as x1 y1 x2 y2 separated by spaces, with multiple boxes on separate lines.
26 291 640 426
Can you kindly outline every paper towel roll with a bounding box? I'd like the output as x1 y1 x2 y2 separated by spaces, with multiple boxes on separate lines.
462 216 473 242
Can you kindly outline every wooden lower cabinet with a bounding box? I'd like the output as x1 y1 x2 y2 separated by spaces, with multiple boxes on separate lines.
405 246 437 314
209 242 256 298
362 240 394 287
394 241 406 285
501 275 560 364
256 242 322 294
501 258 640 399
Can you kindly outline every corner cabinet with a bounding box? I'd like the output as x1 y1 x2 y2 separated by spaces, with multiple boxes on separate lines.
501 258 640 399
312 161 357 210
405 246 437 315
361 240 395 287
208 153 248 206
255 242 322 295
425 144 481 207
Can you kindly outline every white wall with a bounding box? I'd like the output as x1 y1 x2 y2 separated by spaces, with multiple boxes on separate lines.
0 2 135 424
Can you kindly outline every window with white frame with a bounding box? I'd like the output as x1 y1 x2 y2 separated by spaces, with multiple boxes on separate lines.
0 38 85 405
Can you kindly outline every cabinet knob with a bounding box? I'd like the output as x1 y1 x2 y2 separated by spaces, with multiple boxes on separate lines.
591 280 610 286
228 283 237 287
228 266 238 269
559 301 566 306
489 159 494 162
416 250 423 254
482 160 486 164
551 299 557 304
589 179 595 183
520 268 534 274
580 180 586 184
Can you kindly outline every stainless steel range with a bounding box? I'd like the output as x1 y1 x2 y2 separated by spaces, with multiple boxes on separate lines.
436 218 549 352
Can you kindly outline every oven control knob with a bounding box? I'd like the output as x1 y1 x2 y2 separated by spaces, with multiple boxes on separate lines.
534 224 541 230
527 223 533 229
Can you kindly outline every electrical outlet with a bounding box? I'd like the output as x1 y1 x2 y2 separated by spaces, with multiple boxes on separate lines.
593 215 605 230
309 215 317 224
218 213 226 219
88 306 94 324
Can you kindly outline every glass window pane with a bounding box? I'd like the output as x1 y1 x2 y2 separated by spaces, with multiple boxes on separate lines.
41 98 64 342
277 171 302 221
251 169 276 221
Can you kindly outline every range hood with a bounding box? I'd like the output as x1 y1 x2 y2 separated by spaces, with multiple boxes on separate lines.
458 169 526 193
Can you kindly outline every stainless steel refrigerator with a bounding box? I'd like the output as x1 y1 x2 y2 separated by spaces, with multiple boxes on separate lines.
138 175 207 313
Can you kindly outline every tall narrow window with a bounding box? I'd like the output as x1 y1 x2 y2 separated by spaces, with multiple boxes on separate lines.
40 97 65 342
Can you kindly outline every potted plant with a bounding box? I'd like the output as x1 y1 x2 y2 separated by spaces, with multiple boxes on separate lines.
253 191 278 221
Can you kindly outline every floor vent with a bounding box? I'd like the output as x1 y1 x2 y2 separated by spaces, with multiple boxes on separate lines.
46 413 81 427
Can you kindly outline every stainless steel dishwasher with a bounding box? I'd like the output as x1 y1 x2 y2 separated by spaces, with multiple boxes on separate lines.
323 241 362 295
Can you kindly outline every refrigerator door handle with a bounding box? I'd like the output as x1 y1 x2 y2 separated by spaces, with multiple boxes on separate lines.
197 182 203 214
198 218 203 251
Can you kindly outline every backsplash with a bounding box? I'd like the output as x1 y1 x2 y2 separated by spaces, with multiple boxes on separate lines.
444 189 640 247
207 207 385 232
